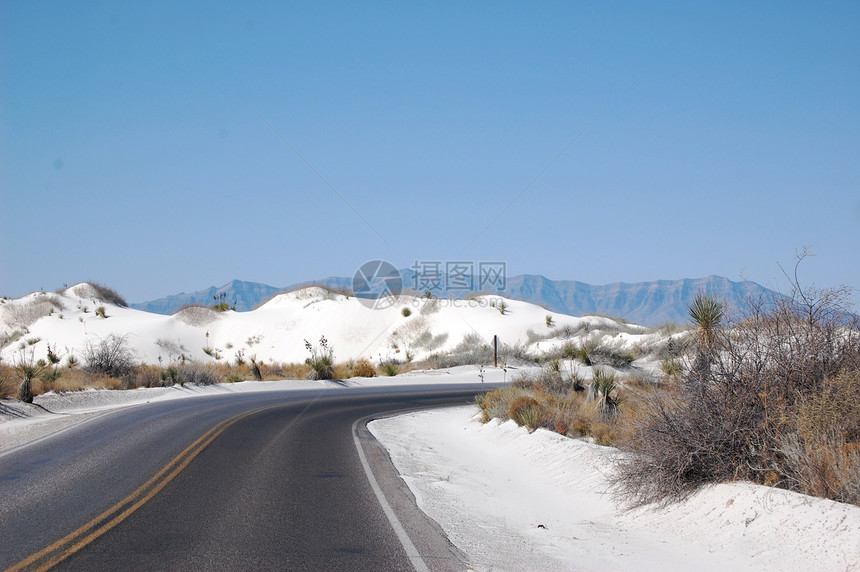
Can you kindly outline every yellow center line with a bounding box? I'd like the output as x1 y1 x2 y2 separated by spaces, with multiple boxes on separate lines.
6 406 274 572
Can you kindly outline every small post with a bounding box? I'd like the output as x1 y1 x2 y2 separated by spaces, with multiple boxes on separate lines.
493 335 498 368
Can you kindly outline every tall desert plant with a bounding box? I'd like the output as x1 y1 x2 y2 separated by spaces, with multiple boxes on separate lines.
688 293 724 350
13 348 47 403
305 336 335 380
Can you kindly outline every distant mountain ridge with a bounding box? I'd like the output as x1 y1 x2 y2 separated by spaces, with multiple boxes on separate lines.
130 274 777 327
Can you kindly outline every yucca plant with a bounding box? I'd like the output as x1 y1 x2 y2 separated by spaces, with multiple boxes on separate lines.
14 348 47 403
593 369 621 421
688 293 725 349
380 362 400 376
305 336 335 380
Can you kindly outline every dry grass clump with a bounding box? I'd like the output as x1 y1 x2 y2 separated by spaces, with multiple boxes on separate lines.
351 359 377 378
0 364 15 398
477 367 641 446
777 369 860 505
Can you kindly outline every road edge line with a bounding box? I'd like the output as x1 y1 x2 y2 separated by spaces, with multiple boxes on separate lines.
352 417 430 572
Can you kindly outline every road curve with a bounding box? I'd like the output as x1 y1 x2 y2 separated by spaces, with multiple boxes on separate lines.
0 384 493 571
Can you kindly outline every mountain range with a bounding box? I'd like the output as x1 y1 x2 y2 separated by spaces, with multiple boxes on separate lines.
130 273 778 327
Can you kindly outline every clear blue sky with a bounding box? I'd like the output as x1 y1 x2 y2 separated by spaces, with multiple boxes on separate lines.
2 1 858 304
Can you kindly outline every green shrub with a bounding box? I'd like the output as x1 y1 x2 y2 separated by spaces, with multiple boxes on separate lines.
401 307 412 317
380 362 400 376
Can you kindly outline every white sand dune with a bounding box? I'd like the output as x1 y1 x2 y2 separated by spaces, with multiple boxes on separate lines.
0 283 655 368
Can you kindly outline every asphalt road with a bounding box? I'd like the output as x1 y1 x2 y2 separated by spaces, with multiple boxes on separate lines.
0 384 494 571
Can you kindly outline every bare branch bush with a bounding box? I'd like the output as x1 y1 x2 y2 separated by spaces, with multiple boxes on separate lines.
613 257 860 507
83 334 136 379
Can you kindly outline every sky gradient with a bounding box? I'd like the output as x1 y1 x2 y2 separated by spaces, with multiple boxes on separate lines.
2 1 858 305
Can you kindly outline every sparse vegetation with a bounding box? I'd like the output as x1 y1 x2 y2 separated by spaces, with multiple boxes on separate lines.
83 334 136 379
305 335 335 380
476 364 634 446
95 306 107 318
612 255 860 507
87 282 128 307
12 347 47 403
352 359 377 378
380 362 400 376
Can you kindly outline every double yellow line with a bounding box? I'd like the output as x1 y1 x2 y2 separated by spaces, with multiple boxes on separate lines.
7 407 267 572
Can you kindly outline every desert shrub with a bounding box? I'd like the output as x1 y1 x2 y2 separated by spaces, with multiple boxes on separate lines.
83 334 136 378
660 358 683 377
413 330 448 352
476 386 521 421
352 359 377 378
87 282 128 307
776 369 860 504
121 365 163 389
590 344 636 369
0 364 15 398
305 336 335 380
427 333 493 368
39 367 63 391
571 342 594 366
498 341 535 365
508 396 543 430
380 362 400 376
178 363 220 385
652 334 690 361
613 267 860 507
480 363 627 443
271 362 312 380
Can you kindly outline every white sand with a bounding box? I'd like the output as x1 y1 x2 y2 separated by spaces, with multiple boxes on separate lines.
370 406 860 572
